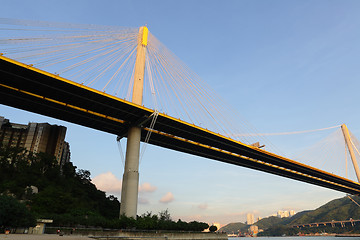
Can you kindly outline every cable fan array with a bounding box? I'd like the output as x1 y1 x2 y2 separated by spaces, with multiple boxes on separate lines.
293 127 360 181
0 18 280 150
0 18 139 97
2 18 360 181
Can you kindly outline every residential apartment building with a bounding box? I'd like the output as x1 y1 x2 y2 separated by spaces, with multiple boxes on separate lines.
246 213 255 225
277 209 296 218
0 116 70 166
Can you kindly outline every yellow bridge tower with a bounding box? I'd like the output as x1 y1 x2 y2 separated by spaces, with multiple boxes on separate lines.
120 26 148 218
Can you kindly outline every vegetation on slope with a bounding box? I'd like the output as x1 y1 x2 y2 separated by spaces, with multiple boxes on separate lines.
220 196 360 236
0 146 120 228
287 196 360 225
218 222 248 233
0 195 36 229
0 147 208 231
219 216 286 233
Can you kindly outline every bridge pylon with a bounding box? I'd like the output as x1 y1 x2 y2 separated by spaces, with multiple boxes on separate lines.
120 26 148 218
341 124 360 182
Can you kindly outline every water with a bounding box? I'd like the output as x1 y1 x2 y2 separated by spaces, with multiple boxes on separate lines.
230 237 358 240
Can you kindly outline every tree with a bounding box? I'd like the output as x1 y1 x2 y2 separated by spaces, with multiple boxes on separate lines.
159 209 171 221
76 169 91 183
0 147 208 230
187 221 209 231
0 195 36 228
209 225 218 232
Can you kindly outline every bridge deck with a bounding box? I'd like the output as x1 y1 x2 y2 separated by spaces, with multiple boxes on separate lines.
293 219 360 228
1 55 360 195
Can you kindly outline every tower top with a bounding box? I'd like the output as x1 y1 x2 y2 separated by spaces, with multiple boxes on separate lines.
141 26 148 46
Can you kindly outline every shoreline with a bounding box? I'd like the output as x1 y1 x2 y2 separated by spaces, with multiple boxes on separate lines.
0 232 228 240
335 234 360 237
0 234 92 240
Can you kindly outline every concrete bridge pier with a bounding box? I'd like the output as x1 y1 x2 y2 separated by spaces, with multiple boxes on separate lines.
120 126 141 217
120 26 148 218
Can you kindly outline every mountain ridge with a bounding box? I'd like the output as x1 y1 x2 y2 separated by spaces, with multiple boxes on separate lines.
219 195 360 233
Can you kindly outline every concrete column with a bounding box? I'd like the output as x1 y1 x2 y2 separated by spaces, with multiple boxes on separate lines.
120 26 148 218
120 126 141 217
341 124 360 182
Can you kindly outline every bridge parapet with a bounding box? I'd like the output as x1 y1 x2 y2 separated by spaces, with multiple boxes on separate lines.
293 219 360 228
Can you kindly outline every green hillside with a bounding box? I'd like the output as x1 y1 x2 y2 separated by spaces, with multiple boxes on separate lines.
218 222 248 233
0 147 209 232
0 147 120 227
256 216 284 229
219 216 287 233
220 195 360 236
287 195 360 225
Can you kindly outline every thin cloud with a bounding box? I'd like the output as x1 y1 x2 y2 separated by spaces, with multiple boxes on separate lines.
198 203 208 210
139 197 150 205
139 182 157 193
92 172 122 192
159 192 174 203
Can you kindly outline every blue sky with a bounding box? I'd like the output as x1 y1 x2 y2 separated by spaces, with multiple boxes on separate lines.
2 0 360 225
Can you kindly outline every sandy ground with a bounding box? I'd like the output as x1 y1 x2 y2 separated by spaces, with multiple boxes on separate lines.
0 234 94 240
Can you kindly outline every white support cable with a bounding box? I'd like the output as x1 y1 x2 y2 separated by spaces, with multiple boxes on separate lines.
345 141 348 178
88 46 133 89
140 110 159 163
3 22 331 158
11 33 132 65
145 51 158 110
147 32 281 150
149 45 196 124
60 37 136 74
347 195 360 208
103 45 137 92
234 125 341 137
115 53 136 97
147 46 166 113
116 136 126 168
75 44 135 85
291 128 345 175
350 138 360 164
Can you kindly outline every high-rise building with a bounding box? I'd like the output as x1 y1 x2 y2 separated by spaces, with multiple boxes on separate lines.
283 211 289 218
277 210 283 218
289 210 296 216
276 209 296 218
0 116 70 166
0 116 28 148
60 141 71 167
246 213 255 225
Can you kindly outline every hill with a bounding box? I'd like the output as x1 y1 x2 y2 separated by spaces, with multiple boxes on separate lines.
287 195 360 225
0 146 209 232
0 147 120 227
256 216 285 229
218 222 248 233
220 195 360 235
219 216 286 233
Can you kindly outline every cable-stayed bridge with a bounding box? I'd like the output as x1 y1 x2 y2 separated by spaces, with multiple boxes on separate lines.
1 20 360 218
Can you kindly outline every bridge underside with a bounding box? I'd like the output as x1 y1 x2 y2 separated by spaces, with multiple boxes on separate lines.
1 55 360 195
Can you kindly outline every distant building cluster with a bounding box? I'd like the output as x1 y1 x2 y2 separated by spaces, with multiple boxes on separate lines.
243 209 295 237
244 214 262 237
248 225 259 236
276 210 296 218
246 209 296 225
0 116 70 166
